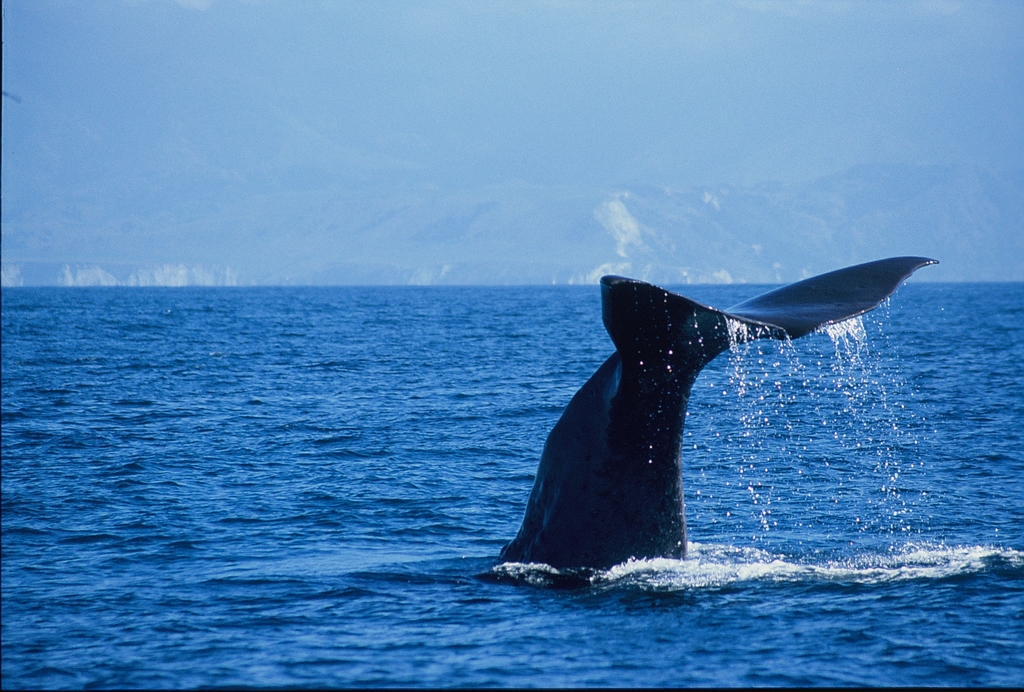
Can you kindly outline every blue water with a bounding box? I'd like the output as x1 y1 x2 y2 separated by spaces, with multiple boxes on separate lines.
2 283 1022 688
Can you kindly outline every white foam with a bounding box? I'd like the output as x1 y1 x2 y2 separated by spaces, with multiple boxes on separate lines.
490 560 579 586
591 542 1021 590
493 542 1022 590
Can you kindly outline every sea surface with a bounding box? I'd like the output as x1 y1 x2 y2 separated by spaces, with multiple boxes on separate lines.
2 282 1022 688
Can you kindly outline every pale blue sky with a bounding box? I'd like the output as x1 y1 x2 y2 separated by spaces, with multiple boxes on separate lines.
2 1 1022 284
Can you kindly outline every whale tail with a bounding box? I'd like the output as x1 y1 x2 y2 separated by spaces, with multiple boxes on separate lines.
599 276 774 393
501 257 937 570
723 256 938 338
600 256 938 362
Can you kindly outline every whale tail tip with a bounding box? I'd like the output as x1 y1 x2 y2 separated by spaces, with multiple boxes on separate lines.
724 256 938 338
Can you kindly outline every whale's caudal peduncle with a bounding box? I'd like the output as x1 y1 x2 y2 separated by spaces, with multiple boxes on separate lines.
500 256 938 570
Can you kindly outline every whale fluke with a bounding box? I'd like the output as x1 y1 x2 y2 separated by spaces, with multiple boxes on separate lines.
725 256 938 338
500 257 937 570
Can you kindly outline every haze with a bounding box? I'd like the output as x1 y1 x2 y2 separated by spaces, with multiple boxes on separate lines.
2 1 1022 285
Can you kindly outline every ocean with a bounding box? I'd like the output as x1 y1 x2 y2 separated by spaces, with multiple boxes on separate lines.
2 282 1022 687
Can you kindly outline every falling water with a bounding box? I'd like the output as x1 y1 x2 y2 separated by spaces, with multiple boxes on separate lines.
688 308 930 556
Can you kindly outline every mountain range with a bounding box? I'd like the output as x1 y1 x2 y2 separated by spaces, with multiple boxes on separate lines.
2 163 1021 286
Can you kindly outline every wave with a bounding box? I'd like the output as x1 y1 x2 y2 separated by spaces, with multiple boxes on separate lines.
488 542 1023 590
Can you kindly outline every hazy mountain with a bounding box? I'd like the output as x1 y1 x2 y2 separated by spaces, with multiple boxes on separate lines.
4 3 1021 286
616 164 1024 284
3 164 1020 286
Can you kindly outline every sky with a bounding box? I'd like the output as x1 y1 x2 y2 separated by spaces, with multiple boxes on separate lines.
2 1 1023 284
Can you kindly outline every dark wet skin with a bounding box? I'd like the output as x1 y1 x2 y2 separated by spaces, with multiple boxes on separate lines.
500 257 938 569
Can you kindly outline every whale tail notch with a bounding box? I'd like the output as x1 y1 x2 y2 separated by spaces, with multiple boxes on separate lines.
599 276 781 394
